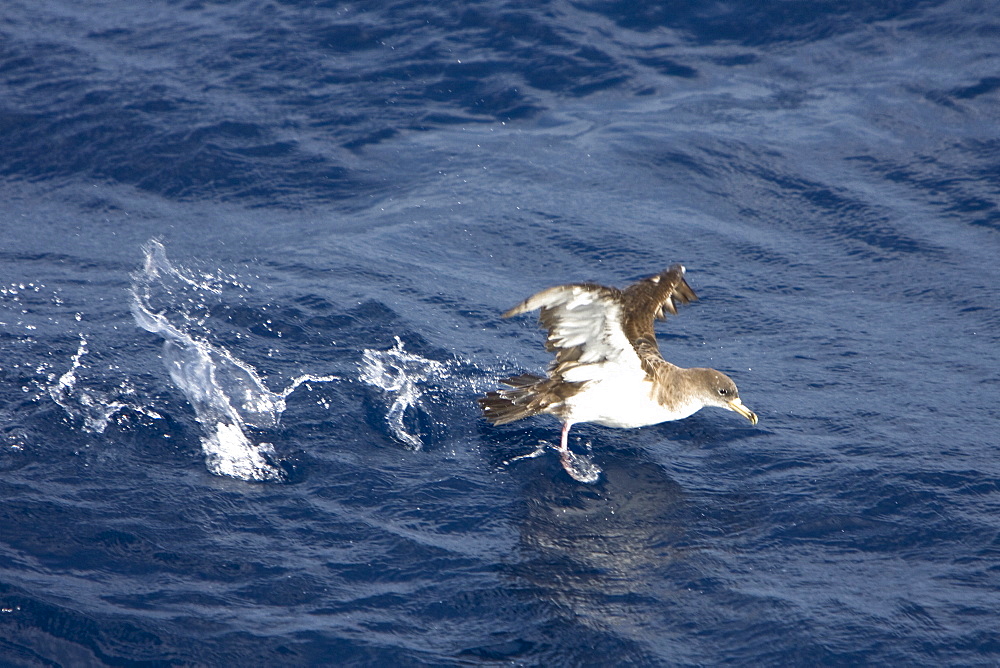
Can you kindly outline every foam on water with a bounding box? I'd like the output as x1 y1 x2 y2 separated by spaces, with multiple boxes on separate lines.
130 240 337 482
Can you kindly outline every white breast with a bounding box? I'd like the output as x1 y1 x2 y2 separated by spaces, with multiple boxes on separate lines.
562 373 703 429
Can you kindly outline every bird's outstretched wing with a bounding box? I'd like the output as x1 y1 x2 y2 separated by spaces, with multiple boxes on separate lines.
503 282 642 384
619 264 698 375
503 265 698 382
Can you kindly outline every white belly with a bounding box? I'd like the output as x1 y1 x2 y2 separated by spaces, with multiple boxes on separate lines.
562 375 701 428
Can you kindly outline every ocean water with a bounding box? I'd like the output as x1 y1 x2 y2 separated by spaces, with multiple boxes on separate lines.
2 0 999 665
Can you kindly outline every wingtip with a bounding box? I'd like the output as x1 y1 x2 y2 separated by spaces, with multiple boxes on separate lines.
502 299 537 319
501 296 535 318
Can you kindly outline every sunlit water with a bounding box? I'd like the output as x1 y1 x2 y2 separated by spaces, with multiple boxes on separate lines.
1 0 998 664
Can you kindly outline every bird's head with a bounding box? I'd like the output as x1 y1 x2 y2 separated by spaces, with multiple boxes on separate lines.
689 368 758 425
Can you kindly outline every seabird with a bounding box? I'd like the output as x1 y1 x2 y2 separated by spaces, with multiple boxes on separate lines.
478 264 758 481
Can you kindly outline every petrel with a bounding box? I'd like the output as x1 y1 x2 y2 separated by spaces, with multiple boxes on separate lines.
478 265 757 481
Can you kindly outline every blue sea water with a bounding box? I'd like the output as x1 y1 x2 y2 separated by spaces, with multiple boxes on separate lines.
2 0 999 664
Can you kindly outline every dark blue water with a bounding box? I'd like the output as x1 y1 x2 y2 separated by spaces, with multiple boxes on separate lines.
2 0 999 665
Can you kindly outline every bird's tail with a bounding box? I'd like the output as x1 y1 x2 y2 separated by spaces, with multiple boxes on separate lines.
477 373 552 426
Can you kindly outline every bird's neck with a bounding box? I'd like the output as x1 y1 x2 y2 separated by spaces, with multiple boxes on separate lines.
652 364 693 410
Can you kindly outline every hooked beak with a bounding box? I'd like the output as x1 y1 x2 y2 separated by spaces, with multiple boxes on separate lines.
728 398 758 425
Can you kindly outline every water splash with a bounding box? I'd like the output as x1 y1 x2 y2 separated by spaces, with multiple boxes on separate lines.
359 337 447 450
131 240 336 482
47 335 161 434
562 449 602 484
505 440 603 483
0 278 160 436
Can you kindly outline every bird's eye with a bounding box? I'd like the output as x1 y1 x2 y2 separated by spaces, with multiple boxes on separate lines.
718 388 729 396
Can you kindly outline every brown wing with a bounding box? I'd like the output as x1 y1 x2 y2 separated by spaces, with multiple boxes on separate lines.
620 264 698 375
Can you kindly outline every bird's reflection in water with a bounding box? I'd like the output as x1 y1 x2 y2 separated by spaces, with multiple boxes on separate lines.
509 449 693 644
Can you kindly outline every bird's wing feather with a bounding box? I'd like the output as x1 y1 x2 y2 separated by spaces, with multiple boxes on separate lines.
619 264 698 375
503 282 643 383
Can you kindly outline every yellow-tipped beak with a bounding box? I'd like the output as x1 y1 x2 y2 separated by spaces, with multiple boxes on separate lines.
728 398 758 425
